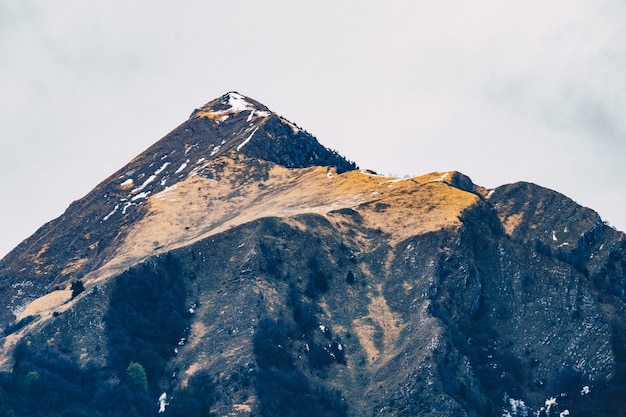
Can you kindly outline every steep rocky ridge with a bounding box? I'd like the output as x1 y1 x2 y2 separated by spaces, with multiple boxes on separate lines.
490 183 626 302
0 93 625 417
0 92 355 324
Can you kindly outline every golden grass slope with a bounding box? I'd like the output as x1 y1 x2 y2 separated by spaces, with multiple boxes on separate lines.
92 153 479 281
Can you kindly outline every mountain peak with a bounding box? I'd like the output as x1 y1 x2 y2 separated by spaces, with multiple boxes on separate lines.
186 92 357 173
191 91 271 120
0 92 358 323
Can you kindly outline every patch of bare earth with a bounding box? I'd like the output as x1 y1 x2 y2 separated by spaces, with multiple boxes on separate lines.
352 284 406 369
18 289 73 320
503 212 524 235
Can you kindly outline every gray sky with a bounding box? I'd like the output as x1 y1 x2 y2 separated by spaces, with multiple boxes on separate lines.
1 1 625 258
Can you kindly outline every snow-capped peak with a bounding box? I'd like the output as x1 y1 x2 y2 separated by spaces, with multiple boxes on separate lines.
225 92 254 112
192 92 271 120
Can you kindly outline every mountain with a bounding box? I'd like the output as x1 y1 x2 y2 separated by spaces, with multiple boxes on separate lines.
0 92 625 417
0 92 355 325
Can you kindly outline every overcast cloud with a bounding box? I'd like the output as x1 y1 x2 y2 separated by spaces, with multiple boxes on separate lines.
1 1 625 257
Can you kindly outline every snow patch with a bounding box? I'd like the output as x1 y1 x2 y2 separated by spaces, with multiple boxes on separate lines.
379 177 410 185
247 109 271 122
545 397 557 414
158 392 168 413
102 204 119 222
502 396 529 417
227 92 253 112
131 191 151 202
359 170 387 177
174 160 189 174
210 145 221 156
436 172 449 182
237 126 260 151
423 172 450 184
185 143 199 155
121 178 134 187
154 161 171 176
121 201 136 215
132 175 157 194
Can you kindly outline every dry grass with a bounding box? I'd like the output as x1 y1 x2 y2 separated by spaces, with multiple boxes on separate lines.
352 318 381 363
61 257 89 276
352 284 406 369
503 212 524 235
30 243 49 266
188 321 209 350
232 402 253 412
193 111 225 120
19 289 72 320
183 361 203 386
95 160 479 276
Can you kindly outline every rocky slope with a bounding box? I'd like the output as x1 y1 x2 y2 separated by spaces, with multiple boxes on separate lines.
0 93 624 417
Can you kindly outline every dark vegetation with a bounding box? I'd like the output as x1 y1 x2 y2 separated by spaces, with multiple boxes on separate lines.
3 315 37 336
0 253 218 417
0 340 217 417
0 339 154 417
160 371 217 417
70 280 85 299
253 318 347 417
104 254 189 392
251 229 350 416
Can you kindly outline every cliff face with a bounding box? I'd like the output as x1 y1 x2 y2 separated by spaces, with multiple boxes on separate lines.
0 93 624 417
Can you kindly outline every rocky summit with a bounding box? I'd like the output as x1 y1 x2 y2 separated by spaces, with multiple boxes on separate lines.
0 92 625 417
